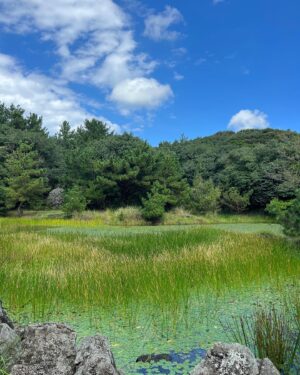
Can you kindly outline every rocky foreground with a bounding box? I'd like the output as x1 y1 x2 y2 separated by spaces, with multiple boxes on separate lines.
1 302 280 375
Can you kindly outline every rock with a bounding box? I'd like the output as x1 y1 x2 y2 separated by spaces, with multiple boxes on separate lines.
136 353 172 363
0 323 20 370
75 335 122 375
11 323 76 375
257 358 280 375
190 342 259 375
47 187 64 208
0 301 14 329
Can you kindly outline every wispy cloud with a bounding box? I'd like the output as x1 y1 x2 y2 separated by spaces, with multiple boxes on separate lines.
144 6 183 41
213 0 225 5
174 72 184 81
195 58 207 66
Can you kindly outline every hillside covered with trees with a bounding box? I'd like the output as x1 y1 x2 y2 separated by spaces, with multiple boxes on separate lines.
0 103 299 223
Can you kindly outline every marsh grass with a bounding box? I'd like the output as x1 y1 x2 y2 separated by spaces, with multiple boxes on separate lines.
223 303 300 373
4 208 274 226
0 218 299 323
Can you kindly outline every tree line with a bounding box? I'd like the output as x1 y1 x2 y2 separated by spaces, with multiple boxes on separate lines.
0 103 299 228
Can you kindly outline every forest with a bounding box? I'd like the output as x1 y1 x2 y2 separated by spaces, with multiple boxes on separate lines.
0 103 299 226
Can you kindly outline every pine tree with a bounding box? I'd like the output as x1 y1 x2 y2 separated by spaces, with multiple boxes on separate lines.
5 143 49 215
189 177 221 214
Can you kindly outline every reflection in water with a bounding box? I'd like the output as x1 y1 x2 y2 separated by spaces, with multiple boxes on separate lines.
136 347 206 374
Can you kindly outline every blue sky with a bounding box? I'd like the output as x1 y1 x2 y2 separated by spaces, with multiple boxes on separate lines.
0 0 299 144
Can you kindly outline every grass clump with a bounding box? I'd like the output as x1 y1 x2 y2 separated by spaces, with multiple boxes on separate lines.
100 207 146 226
0 357 9 375
223 303 300 373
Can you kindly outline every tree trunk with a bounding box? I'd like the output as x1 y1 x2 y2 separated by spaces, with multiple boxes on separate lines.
17 202 23 217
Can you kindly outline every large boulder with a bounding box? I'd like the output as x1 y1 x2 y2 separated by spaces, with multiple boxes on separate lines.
11 323 76 375
47 187 64 209
0 301 14 329
0 323 20 370
74 335 122 375
190 342 280 375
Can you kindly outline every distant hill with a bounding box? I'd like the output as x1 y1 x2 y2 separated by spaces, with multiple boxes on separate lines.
160 129 300 208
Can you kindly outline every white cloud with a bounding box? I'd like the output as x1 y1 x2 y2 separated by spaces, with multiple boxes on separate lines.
0 0 126 55
228 110 270 131
0 0 173 113
91 31 157 88
144 6 183 41
0 53 121 134
109 78 173 112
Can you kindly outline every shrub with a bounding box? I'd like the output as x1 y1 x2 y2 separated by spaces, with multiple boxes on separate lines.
63 186 87 217
221 187 250 213
188 177 221 214
223 304 300 373
281 192 300 237
115 207 144 225
47 187 64 209
265 198 293 220
141 182 167 224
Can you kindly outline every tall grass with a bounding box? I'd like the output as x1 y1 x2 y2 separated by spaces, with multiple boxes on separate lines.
0 218 299 322
3 207 274 227
223 303 300 373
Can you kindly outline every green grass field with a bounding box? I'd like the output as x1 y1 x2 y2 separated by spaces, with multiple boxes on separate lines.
0 215 299 373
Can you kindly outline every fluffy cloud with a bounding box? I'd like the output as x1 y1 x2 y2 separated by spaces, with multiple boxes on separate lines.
144 6 183 41
228 110 270 131
109 78 173 112
0 0 174 113
0 53 120 134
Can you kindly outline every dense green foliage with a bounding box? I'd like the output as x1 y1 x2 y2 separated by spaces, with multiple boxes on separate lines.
161 129 300 209
221 187 251 213
0 103 299 217
5 143 48 215
188 177 220 214
265 198 294 221
141 182 167 223
281 192 300 237
63 186 87 217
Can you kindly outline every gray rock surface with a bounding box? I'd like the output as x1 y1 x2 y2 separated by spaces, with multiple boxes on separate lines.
190 342 260 375
11 323 76 375
190 343 280 375
257 358 280 375
75 335 121 375
0 301 14 329
0 323 20 370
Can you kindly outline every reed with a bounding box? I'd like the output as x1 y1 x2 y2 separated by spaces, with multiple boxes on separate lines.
0 218 299 323
223 302 300 373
